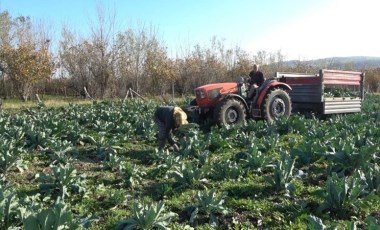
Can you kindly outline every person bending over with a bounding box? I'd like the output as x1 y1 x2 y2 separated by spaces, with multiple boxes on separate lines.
153 106 188 151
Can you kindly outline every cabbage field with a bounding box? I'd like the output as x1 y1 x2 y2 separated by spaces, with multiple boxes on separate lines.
0 95 379 229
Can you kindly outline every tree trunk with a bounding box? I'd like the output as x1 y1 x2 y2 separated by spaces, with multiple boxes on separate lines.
1 73 4 98
172 80 174 100
19 82 32 102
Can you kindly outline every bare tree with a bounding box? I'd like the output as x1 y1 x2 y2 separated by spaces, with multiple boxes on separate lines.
115 24 163 95
365 68 380 93
228 46 251 78
175 39 239 95
144 44 175 95
59 27 92 97
59 3 120 99
0 11 11 46
86 3 118 98
0 10 11 98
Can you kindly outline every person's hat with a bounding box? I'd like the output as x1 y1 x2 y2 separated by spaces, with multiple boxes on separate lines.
173 107 188 127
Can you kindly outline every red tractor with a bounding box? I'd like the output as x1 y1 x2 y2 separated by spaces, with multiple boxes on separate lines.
183 69 365 126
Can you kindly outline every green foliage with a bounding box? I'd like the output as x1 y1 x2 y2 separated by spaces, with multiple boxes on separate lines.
308 214 380 230
256 133 280 154
20 199 79 230
85 135 121 161
233 130 256 148
365 216 380 230
168 163 207 189
36 163 86 200
45 139 77 165
290 139 326 165
24 126 51 150
188 189 228 227
205 130 232 152
356 164 380 195
115 201 177 230
178 135 209 158
238 145 273 173
324 87 360 98
326 136 376 176
103 153 125 172
0 122 25 146
0 138 25 179
0 95 378 229
307 215 337 230
210 160 244 181
265 153 296 195
175 123 200 138
318 173 368 214
0 183 20 229
119 162 146 189
152 152 182 178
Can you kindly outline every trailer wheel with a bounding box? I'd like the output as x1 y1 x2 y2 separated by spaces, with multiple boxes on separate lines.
215 99 246 126
263 88 292 122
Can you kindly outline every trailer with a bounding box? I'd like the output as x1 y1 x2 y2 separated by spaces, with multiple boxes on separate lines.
276 69 365 115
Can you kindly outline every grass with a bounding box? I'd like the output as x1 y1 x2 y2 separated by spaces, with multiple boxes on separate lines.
1 93 195 112
2 95 92 111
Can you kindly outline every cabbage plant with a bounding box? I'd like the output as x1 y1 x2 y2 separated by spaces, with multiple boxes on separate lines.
188 189 228 227
115 201 177 230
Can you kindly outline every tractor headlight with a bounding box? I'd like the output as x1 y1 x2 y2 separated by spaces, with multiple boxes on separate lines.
196 89 206 99
208 88 221 100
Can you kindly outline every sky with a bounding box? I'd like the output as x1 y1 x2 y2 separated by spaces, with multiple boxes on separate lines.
1 0 379 60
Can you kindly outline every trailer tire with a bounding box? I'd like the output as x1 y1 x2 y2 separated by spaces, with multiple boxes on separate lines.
263 88 292 123
215 99 246 126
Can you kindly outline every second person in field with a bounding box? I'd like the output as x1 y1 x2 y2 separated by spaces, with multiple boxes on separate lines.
153 106 188 151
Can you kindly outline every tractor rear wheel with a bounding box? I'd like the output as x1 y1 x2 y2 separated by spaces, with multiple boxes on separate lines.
214 99 246 126
262 88 292 122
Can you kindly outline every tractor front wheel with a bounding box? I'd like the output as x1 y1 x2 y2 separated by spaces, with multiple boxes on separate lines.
214 99 246 126
262 88 292 122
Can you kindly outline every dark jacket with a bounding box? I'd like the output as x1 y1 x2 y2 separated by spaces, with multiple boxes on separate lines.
154 106 175 145
248 71 265 87
154 106 175 129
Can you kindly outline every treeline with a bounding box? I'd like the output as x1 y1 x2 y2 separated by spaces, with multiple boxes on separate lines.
0 9 379 101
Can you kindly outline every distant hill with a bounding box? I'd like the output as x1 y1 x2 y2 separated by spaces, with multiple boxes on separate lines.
284 56 380 70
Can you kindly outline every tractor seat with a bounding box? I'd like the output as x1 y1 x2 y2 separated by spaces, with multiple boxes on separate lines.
251 78 274 102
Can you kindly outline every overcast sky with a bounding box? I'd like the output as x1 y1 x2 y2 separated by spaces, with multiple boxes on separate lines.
1 0 379 60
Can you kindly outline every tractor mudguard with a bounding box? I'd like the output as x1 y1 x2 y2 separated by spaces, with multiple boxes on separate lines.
224 93 249 111
256 81 292 109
